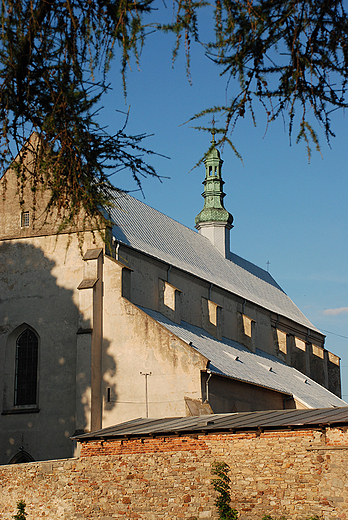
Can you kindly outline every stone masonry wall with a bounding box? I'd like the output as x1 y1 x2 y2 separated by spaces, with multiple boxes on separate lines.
0 427 348 520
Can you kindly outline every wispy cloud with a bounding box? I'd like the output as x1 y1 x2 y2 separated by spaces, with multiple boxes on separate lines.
323 307 348 316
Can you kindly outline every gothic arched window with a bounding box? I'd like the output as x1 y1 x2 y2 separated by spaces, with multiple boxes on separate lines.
14 329 38 406
8 450 35 464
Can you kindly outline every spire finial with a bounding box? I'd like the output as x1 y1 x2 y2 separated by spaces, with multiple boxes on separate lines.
209 116 218 144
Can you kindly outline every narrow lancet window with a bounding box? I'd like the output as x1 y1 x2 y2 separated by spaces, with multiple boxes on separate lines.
14 329 38 406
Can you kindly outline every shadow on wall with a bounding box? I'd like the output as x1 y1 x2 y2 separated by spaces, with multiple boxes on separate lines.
0 241 117 464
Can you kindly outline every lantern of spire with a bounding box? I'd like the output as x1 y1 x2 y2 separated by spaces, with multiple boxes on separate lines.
195 131 233 258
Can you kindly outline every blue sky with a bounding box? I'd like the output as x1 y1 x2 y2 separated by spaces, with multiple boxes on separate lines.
98 6 348 401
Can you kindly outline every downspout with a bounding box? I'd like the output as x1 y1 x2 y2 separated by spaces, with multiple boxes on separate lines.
115 242 120 261
167 265 172 283
205 369 212 403
209 283 213 301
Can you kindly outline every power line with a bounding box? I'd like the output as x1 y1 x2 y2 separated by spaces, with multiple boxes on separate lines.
321 329 348 340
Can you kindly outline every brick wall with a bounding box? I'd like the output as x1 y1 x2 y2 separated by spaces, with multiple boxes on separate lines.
1 427 348 520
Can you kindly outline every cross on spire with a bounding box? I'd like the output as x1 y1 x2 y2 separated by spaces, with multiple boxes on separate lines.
209 116 218 144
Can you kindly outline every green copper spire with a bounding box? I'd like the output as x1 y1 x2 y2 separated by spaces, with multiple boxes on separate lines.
195 133 233 228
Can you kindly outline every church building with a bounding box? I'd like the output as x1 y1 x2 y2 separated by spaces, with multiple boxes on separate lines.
0 135 345 465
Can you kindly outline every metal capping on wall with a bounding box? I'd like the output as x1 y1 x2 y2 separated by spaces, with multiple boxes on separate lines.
73 407 348 441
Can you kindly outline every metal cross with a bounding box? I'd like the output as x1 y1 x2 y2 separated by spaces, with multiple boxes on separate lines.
208 115 218 143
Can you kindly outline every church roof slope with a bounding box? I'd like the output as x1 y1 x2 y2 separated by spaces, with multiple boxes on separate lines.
139 307 346 409
110 194 319 331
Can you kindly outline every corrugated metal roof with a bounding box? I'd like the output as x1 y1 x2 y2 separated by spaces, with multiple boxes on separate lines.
139 307 346 409
73 407 348 440
110 194 320 332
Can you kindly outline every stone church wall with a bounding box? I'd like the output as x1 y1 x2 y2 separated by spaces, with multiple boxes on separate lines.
118 243 341 398
1 426 348 519
0 232 102 465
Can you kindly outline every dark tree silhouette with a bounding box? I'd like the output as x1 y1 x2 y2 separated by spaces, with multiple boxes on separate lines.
0 1 347 230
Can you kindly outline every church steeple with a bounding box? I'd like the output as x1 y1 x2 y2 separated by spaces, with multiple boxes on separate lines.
195 132 233 258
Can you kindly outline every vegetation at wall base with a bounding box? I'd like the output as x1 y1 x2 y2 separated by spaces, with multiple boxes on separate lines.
212 463 323 520
12 501 27 520
211 461 238 520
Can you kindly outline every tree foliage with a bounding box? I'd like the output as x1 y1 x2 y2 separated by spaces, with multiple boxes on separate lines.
0 0 157 230
169 0 348 159
0 1 347 230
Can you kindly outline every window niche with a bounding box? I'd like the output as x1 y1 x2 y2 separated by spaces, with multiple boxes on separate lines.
237 312 256 352
288 335 309 375
201 298 222 339
121 266 132 300
242 314 253 338
273 328 287 361
158 279 181 324
2 325 40 414
327 351 341 397
309 343 326 388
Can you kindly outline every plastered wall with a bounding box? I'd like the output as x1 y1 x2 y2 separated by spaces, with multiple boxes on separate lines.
0 232 101 464
119 244 341 396
102 255 208 425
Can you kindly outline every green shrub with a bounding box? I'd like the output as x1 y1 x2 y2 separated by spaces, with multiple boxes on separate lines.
211 461 238 520
13 501 27 520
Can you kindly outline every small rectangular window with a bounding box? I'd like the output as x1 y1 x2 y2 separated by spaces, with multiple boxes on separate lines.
295 337 306 351
208 300 219 326
276 329 287 354
242 314 254 337
328 351 340 366
312 344 324 359
164 282 177 311
21 211 30 228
